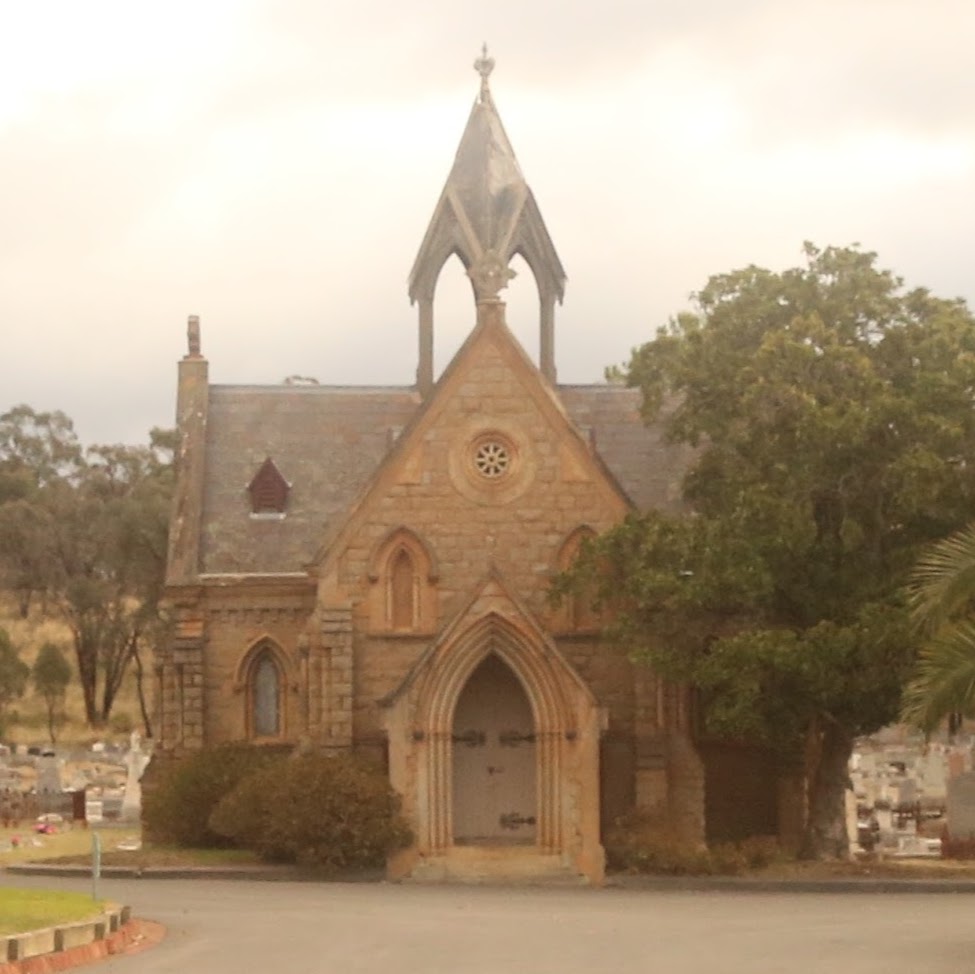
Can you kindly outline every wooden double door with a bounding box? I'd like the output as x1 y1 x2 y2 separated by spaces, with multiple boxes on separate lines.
451 654 537 845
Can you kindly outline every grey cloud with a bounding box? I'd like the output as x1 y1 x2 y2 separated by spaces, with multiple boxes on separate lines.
1 0 973 448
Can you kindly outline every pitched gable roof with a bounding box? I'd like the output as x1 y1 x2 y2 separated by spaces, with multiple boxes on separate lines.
308 303 635 574
559 386 692 514
198 385 418 574
194 374 688 576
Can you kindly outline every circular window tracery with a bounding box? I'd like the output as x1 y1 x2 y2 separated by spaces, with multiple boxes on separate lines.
450 425 532 504
473 439 511 479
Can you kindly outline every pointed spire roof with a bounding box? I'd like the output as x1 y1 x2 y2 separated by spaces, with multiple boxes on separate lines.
409 48 566 306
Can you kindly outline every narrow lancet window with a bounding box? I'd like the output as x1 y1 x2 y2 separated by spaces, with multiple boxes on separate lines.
252 652 280 737
390 548 416 630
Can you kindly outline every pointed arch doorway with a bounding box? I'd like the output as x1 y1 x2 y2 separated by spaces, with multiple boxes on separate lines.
452 653 537 845
383 602 607 883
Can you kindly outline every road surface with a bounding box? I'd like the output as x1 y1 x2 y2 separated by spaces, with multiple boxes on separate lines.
3 874 973 973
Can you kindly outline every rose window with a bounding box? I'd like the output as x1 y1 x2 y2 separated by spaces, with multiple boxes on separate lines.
473 440 511 479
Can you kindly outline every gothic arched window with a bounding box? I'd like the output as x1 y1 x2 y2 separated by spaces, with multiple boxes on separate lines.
556 527 599 632
368 527 438 633
251 649 281 738
389 548 417 630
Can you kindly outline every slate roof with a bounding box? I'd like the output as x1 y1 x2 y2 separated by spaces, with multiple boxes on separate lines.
199 385 419 574
198 382 690 575
559 385 693 514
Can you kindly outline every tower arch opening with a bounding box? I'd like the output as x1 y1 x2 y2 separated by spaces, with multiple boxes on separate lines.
432 252 476 379
504 252 540 368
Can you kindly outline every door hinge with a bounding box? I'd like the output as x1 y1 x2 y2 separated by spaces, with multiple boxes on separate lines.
499 812 537 830
451 729 486 747
499 730 536 747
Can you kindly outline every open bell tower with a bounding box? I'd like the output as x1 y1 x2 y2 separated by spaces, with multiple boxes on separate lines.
408 46 567 395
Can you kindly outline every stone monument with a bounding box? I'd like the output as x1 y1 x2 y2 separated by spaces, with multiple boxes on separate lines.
120 731 151 823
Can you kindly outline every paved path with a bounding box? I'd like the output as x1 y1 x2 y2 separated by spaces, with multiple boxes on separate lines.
4 874 975 973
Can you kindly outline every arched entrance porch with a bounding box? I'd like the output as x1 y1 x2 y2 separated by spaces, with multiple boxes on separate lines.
415 615 568 857
384 601 605 882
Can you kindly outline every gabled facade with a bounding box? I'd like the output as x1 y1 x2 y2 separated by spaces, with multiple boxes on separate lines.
157 54 752 883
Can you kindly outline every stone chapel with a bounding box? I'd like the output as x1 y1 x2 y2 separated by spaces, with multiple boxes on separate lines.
157 53 786 883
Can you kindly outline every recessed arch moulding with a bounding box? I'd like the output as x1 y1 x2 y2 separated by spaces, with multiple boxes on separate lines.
382 601 607 884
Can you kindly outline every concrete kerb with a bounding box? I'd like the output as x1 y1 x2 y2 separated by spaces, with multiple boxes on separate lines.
8 862 975 892
0 904 137 974
4 863 385 883
606 874 975 894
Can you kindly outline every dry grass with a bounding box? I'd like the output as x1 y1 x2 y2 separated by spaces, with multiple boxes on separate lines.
1 596 147 745
0 825 140 867
1 821 258 870
40 844 261 869
754 855 975 880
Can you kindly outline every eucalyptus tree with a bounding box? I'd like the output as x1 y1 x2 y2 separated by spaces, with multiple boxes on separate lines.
0 406 174 728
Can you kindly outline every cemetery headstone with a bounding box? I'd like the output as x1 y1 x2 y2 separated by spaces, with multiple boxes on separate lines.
947 770 975 838
120 730 151 822
36 755 62 795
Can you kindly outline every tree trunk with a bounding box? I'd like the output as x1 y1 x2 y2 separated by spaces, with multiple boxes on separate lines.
73 635 99 727
800 721 852 859
46 698 57 743
133 644 153 738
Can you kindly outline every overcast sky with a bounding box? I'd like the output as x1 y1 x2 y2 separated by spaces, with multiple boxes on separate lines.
1 0 973 447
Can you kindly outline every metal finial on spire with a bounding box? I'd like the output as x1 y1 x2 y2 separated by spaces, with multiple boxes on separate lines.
474 43 494 101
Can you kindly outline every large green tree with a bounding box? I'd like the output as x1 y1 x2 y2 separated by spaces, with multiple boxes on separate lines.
53 429 175 728
563 244 975 858
0 406 174 728
0 406 83 616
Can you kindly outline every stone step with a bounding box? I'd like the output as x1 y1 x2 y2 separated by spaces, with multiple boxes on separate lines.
406 846 589 885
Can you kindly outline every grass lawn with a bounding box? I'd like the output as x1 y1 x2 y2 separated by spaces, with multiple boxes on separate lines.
0 888 104 936
1 822 260 869
0 826 140 868
40 844 261 869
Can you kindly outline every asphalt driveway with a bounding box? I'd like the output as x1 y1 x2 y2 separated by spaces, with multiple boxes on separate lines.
3 874 973 974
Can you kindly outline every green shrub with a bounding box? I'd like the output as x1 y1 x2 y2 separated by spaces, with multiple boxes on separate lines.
605 809 782 876
209 751 412 871
142 744 278 848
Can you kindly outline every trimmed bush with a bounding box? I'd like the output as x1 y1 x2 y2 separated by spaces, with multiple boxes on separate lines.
605 809 782 876
142 744 278 847
209 751 412 871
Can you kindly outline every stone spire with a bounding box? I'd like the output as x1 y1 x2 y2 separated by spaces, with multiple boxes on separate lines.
409 49 566 393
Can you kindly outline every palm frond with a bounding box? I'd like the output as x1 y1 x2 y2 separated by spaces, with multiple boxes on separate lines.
908 522 975 633
902 621 975 732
